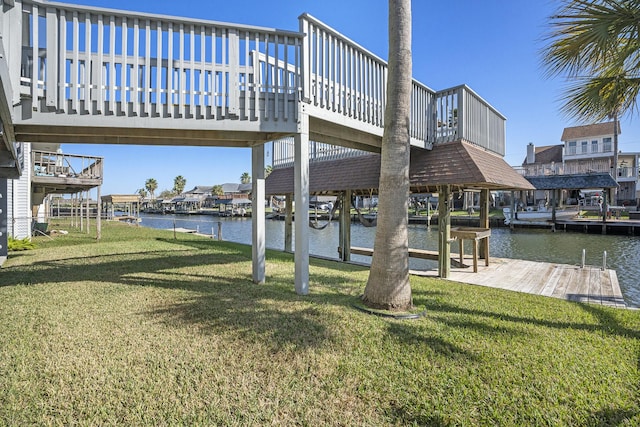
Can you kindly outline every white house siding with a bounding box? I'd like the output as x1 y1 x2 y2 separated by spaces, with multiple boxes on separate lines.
9 142 31 239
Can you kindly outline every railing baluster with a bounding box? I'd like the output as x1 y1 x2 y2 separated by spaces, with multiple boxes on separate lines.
71 10 79 113
167 22 173 112
156 20 163 116
189 24 195 115
109 15 115 114
210 26 217 117
144 19 151 116
59 11 67 112
220 28 226 117
31 3 39 112
82 12 90 113
274 34 279 120
178 23 185 118
199 25 205 117
122 17 128 111
133 18 139 116
284 35 289 121
46 6 58 109
97 14 104 113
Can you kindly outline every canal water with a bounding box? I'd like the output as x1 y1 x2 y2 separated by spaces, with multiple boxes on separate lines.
140 214 640 308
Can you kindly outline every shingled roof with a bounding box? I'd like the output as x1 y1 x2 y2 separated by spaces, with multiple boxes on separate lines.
561 121 620 141
266 141 534 195
525 173 618 190
522 144 563 166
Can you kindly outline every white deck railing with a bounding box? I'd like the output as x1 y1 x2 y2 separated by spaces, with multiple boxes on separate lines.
515 160 613 177
19 0 303 122
300 14 436 148
435 85 506 155
8 1 506 157
272 137 367 169
32 150 103 180
273 85 507 168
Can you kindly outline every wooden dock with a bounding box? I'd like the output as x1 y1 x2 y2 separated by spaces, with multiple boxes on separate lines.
412 255 627 308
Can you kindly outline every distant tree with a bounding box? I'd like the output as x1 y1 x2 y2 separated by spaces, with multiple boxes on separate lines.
173 175 187 194
240 172 251 184
211 184 224 196
265 165 273 178
159 189 176 199
145 178 158 200
137 188 148 198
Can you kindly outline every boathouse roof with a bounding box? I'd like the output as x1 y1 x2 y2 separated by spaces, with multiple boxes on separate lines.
266 141 534 195
525 173 618 190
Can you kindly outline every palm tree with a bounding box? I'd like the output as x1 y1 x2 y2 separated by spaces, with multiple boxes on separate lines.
137 188 148 198
145 178 158 200
211 184 224 196
265 165 273 178
240 172 251 184
362 0 412 311
173 175 187 195
542 0 640 192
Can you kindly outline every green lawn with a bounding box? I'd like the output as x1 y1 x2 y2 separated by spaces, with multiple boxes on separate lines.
1 221 638 425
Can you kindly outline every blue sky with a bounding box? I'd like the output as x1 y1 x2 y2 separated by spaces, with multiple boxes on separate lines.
59 0 640 195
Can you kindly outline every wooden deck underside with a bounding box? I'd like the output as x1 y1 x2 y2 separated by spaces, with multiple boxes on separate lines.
411 256 627 308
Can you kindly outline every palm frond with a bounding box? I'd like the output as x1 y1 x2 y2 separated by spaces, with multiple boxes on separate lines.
561 74 640 122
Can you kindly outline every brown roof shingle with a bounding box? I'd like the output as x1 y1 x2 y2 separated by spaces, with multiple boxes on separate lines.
561 121 620 141
522 145 563 166
266 141 534 195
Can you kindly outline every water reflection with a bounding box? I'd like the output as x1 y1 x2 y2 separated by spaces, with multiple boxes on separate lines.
141 214 640 308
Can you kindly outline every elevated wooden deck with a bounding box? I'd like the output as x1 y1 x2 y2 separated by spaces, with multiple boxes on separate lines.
412 256 626 308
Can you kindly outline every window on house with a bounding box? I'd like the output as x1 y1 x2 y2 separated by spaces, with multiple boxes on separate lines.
603 137 612 152
567 141 577 155
581 140 588 154
591 140 598 153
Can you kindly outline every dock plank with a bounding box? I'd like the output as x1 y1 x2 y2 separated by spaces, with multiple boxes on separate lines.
346 247 626 308
412 256 625 308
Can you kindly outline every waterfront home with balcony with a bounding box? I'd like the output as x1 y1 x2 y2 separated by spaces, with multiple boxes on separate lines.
519 122 637 207
6 142 103 249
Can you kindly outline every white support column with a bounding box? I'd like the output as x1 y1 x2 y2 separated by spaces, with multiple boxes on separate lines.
284 193 293 252
0 179 7 265
339 190 351 261
96 185 101 240
294 110 309 295
251 143 265 284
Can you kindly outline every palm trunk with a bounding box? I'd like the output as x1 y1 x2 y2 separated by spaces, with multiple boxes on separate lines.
612 115 619 205
362 0 412 310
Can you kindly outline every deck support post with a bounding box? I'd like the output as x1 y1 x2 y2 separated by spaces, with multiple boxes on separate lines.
602 188 608 235
339 189 351 261
0 179 7 265
251 143 266 284
284 193 293 252
96 185 101 240
294 111 310 295
479 188 490 259
438 185 451 278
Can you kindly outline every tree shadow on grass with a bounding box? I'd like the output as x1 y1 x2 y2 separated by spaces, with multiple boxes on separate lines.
418 297 639 340
586 408 639 426
385 321 479 362
0 246 355 351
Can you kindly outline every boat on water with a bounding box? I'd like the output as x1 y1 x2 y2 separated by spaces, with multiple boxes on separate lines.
503 206 578 225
